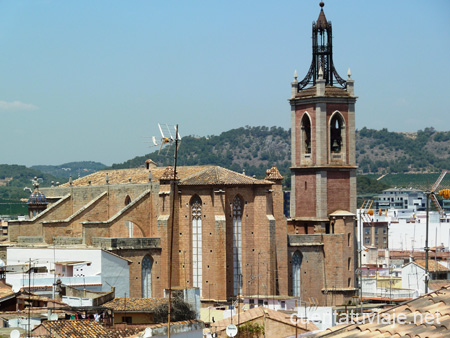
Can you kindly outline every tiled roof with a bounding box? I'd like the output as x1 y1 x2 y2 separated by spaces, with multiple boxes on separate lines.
296 85 350 98
411 259 450 272
180 166 272 186
62 166 273 187
0 281 15 300
35 320 109 338
103 297 168 312
210 306 318 332
312 285 450 337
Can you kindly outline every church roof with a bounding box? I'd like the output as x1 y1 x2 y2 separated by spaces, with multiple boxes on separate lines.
61 165 273 187
180 166 272 186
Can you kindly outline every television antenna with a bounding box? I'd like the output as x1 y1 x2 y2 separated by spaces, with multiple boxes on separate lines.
424 169 448 293
149 123 181 155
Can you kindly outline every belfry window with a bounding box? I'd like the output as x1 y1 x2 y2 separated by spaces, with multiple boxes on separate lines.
191 195 202 296
233 196 243 296
292 251 302 297
301 114 312 154
330 113 344 153
142 256 153 298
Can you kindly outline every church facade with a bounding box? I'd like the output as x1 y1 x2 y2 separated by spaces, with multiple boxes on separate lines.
9 163 288 302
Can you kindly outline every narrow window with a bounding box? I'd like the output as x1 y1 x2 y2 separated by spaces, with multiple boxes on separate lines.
330 114 344 153
125 195 131 206
292 251 302 297
142 256 153 298
233 196 243 296
301 114 312 154
192 196 202 296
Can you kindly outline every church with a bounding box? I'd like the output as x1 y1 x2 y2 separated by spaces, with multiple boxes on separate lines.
9 2 357 307
9 162 288 302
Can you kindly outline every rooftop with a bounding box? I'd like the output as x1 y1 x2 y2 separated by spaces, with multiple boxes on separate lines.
61 165 273 187
313 285 450 337
103 297 168 312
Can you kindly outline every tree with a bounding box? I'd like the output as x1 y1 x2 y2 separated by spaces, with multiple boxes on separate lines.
152 298 196 323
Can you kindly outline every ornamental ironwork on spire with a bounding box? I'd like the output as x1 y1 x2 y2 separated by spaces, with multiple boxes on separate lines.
298 2 346 90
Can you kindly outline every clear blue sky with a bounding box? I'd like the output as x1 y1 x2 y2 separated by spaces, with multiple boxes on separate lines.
1 1 449 167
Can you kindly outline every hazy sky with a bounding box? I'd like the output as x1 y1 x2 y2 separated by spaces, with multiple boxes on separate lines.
1 1 449 167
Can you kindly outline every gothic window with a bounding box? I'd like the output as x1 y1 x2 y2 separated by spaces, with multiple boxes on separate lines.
301 114 312 154
191 195 202 296
142 256 153 298
292 251 302 297
330 113 344 153
233 195 243 296
125 195 131 206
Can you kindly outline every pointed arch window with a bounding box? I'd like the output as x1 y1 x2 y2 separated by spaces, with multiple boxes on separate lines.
142 256 153 298
233 196 243 296
301 114 312 154
330 113 344 153
191 196 202 296
292 251 302 297
125 195 131 206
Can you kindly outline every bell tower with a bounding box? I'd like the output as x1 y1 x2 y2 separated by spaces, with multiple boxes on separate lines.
287 2 357 306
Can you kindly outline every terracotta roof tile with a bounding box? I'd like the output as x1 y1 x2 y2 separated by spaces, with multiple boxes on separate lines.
180 166 272 186
413 259 450 272
312 286 450 337
62 166 272 187
103 297 168 312
36 320 109 338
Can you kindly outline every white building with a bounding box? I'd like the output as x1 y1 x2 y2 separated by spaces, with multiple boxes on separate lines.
6 247 130 297
375 188 426 211
401 260 450 295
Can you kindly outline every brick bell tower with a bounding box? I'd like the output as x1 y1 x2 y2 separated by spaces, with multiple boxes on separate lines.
287 2 358 306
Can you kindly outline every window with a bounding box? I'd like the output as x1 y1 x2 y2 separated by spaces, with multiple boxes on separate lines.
375 228 378 235
142 256 153 298
301 114 312 154
191 195 203 296
364 228 370 235
125 195 131 206
233 196 243 296
364 237 370 244
292 251 302 297
330 113 344 153
122 317 132 324
348 257 352 271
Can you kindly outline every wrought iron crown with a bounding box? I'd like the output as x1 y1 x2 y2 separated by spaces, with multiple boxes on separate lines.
298 2 346 91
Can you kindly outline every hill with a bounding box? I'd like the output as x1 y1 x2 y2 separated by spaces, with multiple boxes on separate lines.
31 161 107 178
111 126 450 184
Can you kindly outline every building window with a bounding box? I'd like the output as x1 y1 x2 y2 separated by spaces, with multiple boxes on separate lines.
364 237 370 244
364 228 370 235
301 113 312 154
292 251 302 297
142 256 153 298
348 257 352 271
125 195 131 206
122 317 132 324
348 233 351 247
330 113 344 153
233 196 243 296
191 195 203 296
375 228 378 235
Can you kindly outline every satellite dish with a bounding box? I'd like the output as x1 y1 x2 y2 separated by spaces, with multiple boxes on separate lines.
143 327 152 337
10 329 20 338
226 324 238 337
49 314 58 321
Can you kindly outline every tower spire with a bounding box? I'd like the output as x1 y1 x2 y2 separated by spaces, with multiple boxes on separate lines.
297 2 346 90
